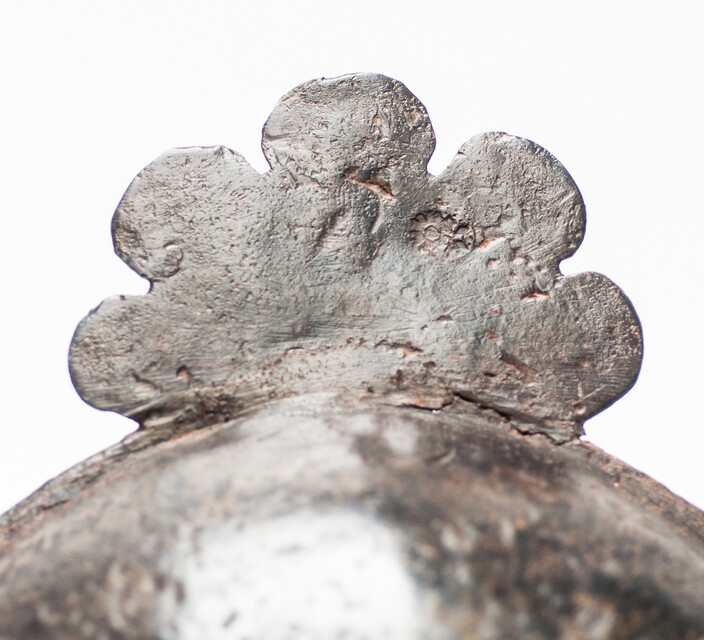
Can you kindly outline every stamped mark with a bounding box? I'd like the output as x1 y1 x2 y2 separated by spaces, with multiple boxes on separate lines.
409 210 479 258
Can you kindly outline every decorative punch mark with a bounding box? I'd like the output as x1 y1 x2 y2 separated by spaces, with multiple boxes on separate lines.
409 210 478 258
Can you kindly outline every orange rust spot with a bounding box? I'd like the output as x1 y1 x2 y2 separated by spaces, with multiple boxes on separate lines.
522 285 550 301
500 353 536 384
477 236 502 249
344 167 394 199
176 365 193 386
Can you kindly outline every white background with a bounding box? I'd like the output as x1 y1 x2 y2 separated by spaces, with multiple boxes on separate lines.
1 1 702 514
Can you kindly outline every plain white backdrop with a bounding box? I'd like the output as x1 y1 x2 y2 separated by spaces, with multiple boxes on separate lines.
1 1 702 514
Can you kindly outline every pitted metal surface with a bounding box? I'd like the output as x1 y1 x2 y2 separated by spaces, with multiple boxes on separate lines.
69 73 642 442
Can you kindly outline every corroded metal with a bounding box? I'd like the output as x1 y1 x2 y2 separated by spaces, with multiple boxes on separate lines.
3 74 701 640
69 73 641 442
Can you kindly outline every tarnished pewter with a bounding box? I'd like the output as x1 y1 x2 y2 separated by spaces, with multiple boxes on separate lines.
68 73 640 442
2 74 702 639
